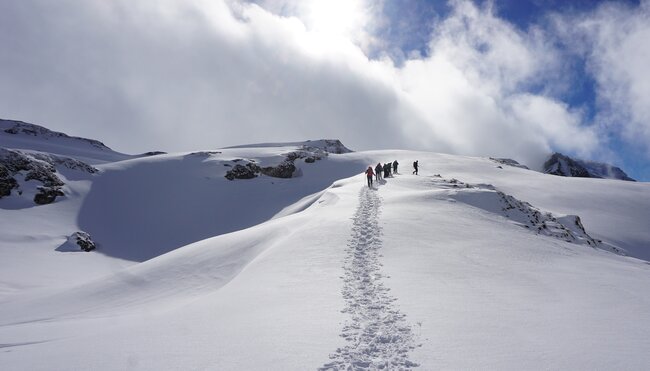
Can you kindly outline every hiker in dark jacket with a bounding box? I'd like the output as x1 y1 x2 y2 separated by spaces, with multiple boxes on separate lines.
375 163 382 181
383 163 390 178
412 160 419 175
365 166 374 188
393 160 398 174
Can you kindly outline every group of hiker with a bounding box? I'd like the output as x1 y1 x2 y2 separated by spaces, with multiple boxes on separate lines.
364 160 419 188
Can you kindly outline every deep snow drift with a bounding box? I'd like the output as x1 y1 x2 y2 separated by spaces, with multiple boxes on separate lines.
1 127 650 370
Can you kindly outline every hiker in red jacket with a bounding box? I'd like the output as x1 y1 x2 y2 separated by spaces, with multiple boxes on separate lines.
365 166 374 188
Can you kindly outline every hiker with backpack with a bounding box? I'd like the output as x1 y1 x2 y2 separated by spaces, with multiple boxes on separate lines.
365 166 374 188
412 160 419 175
393 160 399 174
375 163 382 181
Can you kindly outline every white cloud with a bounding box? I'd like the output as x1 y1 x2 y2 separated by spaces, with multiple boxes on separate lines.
555 0 650 158
0 0 604 170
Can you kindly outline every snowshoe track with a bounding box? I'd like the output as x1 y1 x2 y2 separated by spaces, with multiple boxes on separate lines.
320 187 418 370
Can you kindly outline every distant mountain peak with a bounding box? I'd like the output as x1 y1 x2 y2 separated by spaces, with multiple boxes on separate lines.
543 152 635 181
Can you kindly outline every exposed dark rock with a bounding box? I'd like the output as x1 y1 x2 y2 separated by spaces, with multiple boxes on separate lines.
261 161 296 178
69 231 96 252
31 153 98 174
0 164 18 197
544 153 591 178
141 151 167 156
189 151 222 157
0 148 96 204
225 163 261 180
34 187 65 205
304 157 316 163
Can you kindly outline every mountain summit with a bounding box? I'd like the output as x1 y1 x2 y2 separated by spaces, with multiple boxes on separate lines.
543 152 635 181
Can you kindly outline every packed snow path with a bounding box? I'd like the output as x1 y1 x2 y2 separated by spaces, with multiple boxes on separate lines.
321 186 419 370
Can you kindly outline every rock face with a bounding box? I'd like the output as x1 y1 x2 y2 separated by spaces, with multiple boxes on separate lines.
0 148 97 204
544 152 635 181
544 153 591 178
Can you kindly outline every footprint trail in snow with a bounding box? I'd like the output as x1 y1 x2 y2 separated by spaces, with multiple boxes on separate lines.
321 187 419 370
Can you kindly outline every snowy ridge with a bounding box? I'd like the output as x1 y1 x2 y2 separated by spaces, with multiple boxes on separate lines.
1 119 109 150
0 119 131 164
427 175 609 251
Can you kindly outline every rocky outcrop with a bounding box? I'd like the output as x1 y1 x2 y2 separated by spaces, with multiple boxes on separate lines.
68 231 97 252
225 163 261 180
34 188 65 205
429 175 609 250
0 148 97 204
260 160 296 178
0 164 18 197
223 143 345 181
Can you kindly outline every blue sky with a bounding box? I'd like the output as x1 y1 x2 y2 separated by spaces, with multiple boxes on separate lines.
372 0 648 179
1 0 649 180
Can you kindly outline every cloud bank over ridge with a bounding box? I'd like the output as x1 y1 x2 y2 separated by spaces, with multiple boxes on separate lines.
1 0 648 172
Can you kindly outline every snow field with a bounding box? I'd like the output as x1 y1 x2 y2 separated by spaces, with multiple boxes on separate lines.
1 140 650 370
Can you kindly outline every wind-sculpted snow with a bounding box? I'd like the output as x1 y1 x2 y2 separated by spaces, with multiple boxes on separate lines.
322 187 419 370
427 175 617 253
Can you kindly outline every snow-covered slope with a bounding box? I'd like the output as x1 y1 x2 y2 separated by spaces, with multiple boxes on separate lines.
1 128 650 370
0 119 132 164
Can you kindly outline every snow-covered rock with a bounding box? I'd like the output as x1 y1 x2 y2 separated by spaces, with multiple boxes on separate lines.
57 231 96 252
225 138 353 154
224 163 261 180
490 157 530 169
0 148 97 205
